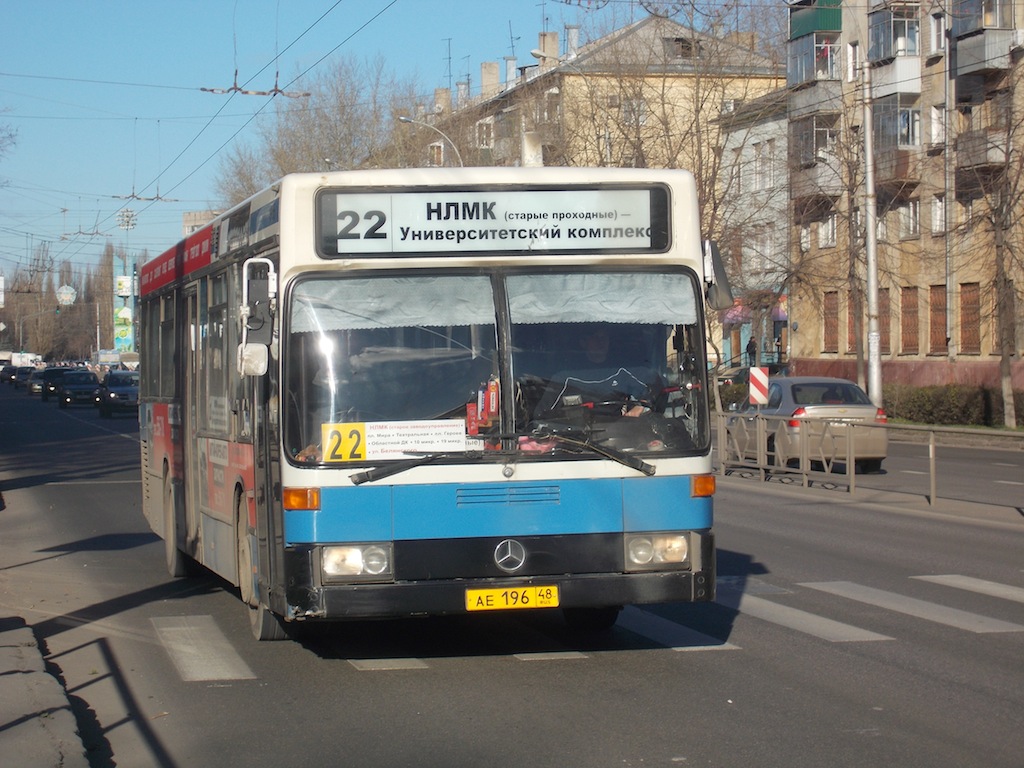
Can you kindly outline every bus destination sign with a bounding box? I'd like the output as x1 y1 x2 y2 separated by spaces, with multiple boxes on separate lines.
317 185 670 258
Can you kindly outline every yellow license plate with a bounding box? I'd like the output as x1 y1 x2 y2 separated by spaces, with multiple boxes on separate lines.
465 585 560 612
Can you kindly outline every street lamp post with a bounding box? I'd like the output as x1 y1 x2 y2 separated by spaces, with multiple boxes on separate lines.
398 116 464 167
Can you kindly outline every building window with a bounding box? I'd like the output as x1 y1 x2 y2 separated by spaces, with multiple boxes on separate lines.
622 98 648 129
428 142 444 167
930 12 947 54
788 32 840 87
901 286 919 354
847 290 860 354
752 141 775 191
874 94 921 149
961 282 982 354
800 223 811 252
929 284 947 354
819 212 837 248
476 121 493 149
665 37 702 59
931 194 946 235
731 147 743 193
879 287 892 354
791 113 839 168
993 280 1017 353
899 200 920 239
824 291 839 353
868 6 920 62
930 104 946 146
847 41 860 82
953 0 1013 38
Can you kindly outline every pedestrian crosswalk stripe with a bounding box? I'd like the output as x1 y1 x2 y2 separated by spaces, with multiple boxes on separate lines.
801 581 1024 634
717 590 892 642
911 574 1024 604
152 615 256 681
618 606 739 651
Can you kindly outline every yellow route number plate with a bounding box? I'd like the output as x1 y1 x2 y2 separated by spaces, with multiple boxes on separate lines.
465 585 560 612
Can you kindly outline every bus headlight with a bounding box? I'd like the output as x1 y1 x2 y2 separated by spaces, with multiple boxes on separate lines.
625 534 690 571
321 544 393 581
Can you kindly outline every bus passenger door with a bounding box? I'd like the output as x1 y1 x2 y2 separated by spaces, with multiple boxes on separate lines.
182 288 202 559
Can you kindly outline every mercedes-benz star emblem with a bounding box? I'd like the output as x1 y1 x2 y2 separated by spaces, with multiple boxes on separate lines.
493 539 527 573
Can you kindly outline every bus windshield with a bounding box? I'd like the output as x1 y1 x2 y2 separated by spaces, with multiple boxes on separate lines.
284 269 709 465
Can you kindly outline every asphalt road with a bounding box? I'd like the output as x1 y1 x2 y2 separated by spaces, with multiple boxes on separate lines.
2 385 1023 767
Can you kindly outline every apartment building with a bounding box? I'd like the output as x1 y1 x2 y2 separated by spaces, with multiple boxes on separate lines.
784 0 1024 389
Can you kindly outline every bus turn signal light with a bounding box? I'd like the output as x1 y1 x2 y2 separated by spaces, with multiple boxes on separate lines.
283 487 321 510
691 474 715 497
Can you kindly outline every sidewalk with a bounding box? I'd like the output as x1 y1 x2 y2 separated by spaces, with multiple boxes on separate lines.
0 616 89 768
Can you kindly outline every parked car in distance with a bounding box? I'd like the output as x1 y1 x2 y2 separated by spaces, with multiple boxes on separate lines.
57 369 99 409
39 367 69 402
1 365 17 384
94 370 139 417
13 366 35 389
27 369 46 395
725 376 887 473
717 362 788 386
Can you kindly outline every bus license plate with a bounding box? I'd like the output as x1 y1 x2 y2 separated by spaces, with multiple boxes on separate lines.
465 586 560 612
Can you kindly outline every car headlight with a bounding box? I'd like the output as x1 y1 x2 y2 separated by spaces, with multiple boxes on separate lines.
321 544 393 582
625 533 690 571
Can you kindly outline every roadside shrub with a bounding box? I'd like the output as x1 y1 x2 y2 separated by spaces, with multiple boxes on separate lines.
882 383 1022 427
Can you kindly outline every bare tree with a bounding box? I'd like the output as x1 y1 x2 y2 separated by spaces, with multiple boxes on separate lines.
215 56 421 205
951 67 1024 428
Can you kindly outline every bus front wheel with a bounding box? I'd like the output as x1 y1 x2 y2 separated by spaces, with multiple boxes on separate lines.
235 493 287 641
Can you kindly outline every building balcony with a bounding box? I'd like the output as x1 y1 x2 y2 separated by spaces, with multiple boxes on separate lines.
870 56 921 98
788 80 842 119
955 128 1008 171
874 147 921 189
790 159 844 201
955 29 1017 75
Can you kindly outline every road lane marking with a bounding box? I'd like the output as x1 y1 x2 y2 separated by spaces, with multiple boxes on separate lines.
912 575 1024 604
618 606 739 651
717 591 892 642
151 615 255 681
801 582 1024 633
348 658 429 670
514 651 589 660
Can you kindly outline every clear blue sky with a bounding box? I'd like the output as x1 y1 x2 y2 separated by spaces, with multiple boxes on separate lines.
1 0 640 280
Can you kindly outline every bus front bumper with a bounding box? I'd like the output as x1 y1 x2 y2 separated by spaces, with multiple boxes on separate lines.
280 568 715 622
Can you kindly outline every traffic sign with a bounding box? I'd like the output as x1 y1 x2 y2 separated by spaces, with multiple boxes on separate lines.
748 366 769 405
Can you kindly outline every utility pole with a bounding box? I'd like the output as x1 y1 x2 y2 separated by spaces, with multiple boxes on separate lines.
862 63 883 407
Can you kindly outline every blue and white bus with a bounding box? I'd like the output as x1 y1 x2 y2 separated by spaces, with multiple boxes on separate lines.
139 167 730 639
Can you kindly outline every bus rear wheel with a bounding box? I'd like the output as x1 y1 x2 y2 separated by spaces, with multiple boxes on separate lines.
164 472 188 578
235 493 287 641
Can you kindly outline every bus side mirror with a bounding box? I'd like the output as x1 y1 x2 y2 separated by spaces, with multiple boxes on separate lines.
238 257 278 375
238 343 269 376
703 240 734 311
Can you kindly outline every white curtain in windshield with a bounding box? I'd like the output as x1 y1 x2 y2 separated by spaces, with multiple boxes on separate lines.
506 272 697 325
291 275 495 332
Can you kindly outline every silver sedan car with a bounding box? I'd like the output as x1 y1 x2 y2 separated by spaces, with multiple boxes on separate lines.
725 376 887 473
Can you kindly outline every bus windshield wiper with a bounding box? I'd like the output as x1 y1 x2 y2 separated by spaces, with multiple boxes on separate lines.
528 423 656 476
349 450 482 485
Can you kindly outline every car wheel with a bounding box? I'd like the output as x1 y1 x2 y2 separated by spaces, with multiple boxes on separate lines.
856 459 883 474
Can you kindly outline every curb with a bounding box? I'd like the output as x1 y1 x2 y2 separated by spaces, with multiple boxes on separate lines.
0 617 89 768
